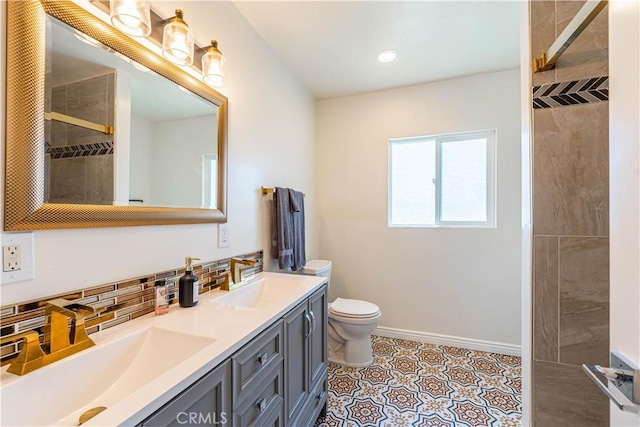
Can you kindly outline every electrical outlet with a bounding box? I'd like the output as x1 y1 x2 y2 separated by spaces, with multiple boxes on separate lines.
218 223 229 248
3 245 21 272
1 232 35 284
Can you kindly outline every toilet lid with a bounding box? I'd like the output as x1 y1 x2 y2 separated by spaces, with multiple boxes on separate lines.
330 298 380 318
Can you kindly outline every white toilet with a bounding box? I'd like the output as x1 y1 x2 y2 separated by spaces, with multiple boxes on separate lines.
302 260 381 367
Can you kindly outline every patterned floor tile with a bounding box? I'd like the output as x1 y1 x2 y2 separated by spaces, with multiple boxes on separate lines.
315 335 522 427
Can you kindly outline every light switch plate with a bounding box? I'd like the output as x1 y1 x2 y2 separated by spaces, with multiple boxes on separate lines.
218 223 229 248
1 232 35 284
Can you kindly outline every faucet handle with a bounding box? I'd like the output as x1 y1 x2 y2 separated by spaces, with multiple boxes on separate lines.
0 331 46 376
220 271 233 291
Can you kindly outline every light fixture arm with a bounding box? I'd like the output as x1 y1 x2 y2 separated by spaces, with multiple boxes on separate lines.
198 40 222 55
160 9 188 27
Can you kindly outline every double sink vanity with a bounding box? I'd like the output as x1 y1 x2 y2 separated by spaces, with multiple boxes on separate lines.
0 273 328 427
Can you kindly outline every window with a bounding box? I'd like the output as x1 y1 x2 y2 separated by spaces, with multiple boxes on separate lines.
389 130 496 227
202 153 217 208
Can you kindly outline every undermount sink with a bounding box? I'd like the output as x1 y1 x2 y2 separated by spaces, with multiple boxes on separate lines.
0 327 215 426
211 277 306 309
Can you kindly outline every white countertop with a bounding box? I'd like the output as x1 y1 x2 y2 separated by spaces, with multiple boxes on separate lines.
0 272 328 427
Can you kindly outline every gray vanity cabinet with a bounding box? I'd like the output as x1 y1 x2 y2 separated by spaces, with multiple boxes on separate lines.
137 284 327 427
139 359 232 427
284 285 328 426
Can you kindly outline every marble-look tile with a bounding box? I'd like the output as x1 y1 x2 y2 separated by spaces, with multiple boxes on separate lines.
50 85 69 147
44 154 50 202
555 1 608 83
44 120 51 146
52 85 67 114
50 121 68 147
85 155 114 205
531 0 557 86
534 236 559 363
533 361 608 427
66 74 110 124
49 157 86 203
107 73 115 126
533 102 609 236
45 72 52 113
67 124 111 146
558 237 609 366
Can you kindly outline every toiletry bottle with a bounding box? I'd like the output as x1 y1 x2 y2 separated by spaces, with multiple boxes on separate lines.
154 279 170 315
179 257 201 307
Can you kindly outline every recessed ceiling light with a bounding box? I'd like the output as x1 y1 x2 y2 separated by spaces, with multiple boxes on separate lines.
377 49 397 63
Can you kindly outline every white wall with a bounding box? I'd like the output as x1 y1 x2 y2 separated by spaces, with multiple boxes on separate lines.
129 114 154 205
609 1 640 425
317 69 522 345
0 1 318 304
152 115 217 208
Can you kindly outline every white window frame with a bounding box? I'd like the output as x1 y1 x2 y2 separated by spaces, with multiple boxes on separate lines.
388 129 497 228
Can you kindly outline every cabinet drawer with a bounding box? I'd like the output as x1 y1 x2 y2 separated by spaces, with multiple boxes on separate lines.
233 360 283 427
293 376 327 427
233 320 284 406
140 359 231 427
262 401 284 427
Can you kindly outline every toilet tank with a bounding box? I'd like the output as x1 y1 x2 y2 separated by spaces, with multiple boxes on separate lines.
302 260 332 279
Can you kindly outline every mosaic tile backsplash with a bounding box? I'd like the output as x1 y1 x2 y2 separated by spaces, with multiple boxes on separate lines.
0 250 263 366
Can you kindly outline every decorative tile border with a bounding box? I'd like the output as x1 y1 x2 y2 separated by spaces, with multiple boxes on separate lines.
0 251 263 365
46 141 114 159
533 76 608 109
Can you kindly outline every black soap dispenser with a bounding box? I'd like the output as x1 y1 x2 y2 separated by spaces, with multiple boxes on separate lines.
179 256 201 307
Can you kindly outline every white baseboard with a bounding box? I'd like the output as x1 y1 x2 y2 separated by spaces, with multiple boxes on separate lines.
374 326 521 357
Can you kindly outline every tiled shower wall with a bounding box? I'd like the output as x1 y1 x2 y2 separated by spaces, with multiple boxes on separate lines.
531 1 609 425
0 251 263 366
45 73 115 205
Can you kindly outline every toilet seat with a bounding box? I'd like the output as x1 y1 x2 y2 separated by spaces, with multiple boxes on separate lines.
329 298 380 319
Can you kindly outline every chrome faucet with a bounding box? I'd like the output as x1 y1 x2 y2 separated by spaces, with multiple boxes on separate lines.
0 298 105 375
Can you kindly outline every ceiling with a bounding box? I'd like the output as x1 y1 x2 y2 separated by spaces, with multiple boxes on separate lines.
233 1 521 99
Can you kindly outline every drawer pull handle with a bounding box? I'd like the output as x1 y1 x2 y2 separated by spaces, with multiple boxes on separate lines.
256 398 267 412
257 352 268 365
317 391 326 401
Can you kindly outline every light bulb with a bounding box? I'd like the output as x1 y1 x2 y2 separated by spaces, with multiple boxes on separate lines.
110 0 151 37
202 41 227 87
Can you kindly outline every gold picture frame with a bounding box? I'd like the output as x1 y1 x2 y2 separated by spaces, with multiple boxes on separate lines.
4 0 228 230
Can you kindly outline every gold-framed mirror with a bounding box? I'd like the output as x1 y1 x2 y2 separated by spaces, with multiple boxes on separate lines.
4 0 228 230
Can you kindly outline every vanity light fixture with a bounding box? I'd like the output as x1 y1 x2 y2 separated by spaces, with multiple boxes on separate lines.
201 40 227 87
377 49 397 63
161 9 194 66
109 0 151 37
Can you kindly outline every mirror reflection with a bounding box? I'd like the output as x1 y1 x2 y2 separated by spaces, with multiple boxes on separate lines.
45 16 218 209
